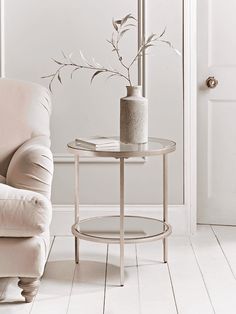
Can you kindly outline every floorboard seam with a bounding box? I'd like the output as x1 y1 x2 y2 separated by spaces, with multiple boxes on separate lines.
65 262 76 314
30 237 56 313
189 237 216 314
0 278 9 301
210 225 236 281
135 244 142 314
30 237 56 312
102 244 109 314
28 292 36 314
46 236 55 264
167 262 179 314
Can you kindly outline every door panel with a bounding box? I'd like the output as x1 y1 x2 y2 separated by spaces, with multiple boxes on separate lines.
198 0 236 224
210 0 236 67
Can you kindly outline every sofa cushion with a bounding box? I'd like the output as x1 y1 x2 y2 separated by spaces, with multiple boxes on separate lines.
0 183 52 237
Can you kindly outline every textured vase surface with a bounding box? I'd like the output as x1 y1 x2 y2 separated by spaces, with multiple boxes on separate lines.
120 86 148 144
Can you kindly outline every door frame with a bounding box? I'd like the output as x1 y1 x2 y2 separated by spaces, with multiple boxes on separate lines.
0 0 4 77
183 0 197 233
0 0 198 234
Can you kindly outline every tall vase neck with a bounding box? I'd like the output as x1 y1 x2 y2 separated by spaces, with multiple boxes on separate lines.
126 86 142 97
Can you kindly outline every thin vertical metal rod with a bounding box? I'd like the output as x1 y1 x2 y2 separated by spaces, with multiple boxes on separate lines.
120 157 125 286
163 154 168 263
75 155 80 264
138 0 142 86
142 0 147 97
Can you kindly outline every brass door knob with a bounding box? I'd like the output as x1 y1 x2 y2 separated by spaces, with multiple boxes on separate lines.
206 76 218 89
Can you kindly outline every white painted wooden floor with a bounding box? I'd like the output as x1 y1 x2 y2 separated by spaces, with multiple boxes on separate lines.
1 225 236 314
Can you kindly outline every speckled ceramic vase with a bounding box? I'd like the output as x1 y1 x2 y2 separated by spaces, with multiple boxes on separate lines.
120 86 148 144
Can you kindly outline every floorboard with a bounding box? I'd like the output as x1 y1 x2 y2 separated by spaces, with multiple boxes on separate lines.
0 277 33 314
67 241 108 314
190 225 236 314
136 241 177 314
211 225 236 280
0 278 9 301
168 236 214 314
104 244 140 314
1 226 236 314
30 236 75 314
0 235 56 314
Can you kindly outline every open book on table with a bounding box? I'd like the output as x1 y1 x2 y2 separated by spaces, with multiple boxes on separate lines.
75 136 120 149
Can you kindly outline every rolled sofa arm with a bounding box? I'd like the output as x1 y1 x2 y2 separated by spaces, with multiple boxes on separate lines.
6 136 54 199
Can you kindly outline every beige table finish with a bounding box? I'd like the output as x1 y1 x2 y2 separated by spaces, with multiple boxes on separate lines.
67 137 176 286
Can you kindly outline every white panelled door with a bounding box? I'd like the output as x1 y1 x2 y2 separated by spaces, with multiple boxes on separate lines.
198 0 236 224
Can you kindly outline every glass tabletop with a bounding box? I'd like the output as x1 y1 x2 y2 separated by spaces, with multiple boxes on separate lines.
74 215 171 243
67 137 176 158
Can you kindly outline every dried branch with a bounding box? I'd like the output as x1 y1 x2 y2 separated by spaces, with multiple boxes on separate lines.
42 14 179 91
43 58 131 92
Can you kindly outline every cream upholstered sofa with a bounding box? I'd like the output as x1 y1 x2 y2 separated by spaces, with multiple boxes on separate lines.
0 78 53 302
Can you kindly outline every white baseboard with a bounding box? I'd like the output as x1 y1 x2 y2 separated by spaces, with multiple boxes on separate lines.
51 204 189 236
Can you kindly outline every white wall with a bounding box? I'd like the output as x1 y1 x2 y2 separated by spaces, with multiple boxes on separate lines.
4 0 183 205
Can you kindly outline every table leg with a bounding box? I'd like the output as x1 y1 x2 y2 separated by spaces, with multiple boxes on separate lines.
120 157 125 286
163 154 168 263
75 155 80 264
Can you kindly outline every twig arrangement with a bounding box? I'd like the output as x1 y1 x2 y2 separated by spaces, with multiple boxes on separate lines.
42 13 179 91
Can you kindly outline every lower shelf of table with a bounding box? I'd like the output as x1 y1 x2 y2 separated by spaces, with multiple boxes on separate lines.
72 215 172 244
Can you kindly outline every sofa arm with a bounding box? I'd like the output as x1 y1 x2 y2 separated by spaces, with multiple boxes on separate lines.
6 136 54 199
0 183 52 237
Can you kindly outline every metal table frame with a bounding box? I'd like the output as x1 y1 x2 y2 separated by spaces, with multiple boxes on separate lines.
68 138 176 286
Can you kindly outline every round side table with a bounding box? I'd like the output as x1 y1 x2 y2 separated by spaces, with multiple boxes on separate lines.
67 137 176 286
